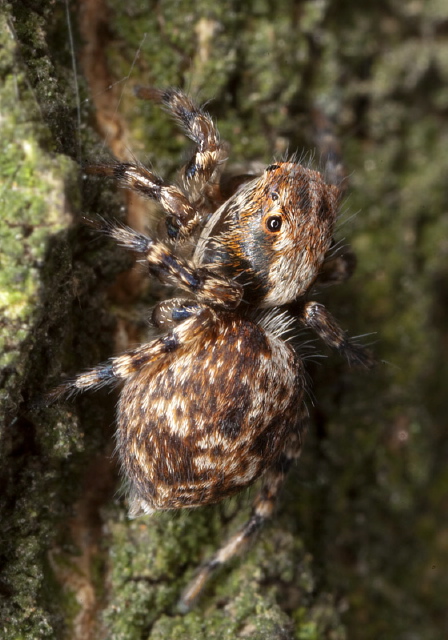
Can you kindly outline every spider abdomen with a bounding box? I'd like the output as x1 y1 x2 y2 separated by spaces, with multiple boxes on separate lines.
117 313 305 515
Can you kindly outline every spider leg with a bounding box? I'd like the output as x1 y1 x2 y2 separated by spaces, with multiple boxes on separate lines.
312 108 359 285
86 162 200 242
178 429 305 612
151 297 203 330
100 220 242 308
135 87 229 207
49 305 215 401
312 106 347 192
300 301 375 367
318 245 357 285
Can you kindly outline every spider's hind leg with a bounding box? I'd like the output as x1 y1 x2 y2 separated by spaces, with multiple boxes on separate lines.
178 430 305 612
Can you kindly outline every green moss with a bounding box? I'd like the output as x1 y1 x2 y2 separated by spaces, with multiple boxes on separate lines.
0 27 73 372
0 4 116 638
99 488 346 639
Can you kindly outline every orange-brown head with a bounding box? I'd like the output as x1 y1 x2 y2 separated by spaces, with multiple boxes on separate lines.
196 162 339 307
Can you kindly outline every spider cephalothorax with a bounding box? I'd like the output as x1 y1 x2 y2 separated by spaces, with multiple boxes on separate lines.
57 87 372 610
195 162 339 305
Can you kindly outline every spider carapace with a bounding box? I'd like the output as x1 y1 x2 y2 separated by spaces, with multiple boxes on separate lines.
57 88 373 610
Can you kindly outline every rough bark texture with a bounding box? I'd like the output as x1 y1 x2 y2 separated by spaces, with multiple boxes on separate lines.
1 1 447 639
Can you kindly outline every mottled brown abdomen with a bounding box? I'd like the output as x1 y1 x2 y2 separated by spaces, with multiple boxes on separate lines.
117 313 304 514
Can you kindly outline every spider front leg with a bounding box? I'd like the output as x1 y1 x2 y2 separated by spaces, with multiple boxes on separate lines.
100 220 242 308
87 162 200 241
178 429 306 612
318 243 357 286
135 87 229 208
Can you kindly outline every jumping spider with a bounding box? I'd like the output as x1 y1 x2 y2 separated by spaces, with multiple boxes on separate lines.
56 87 372 610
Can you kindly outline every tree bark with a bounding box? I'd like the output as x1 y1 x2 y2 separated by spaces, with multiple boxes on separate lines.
1 1 447 638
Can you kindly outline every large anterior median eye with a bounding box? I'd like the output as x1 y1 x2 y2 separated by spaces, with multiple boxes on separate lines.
264 215 282 233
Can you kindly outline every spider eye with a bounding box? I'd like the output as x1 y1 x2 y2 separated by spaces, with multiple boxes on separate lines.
265 215 282 233
270 191 279 201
